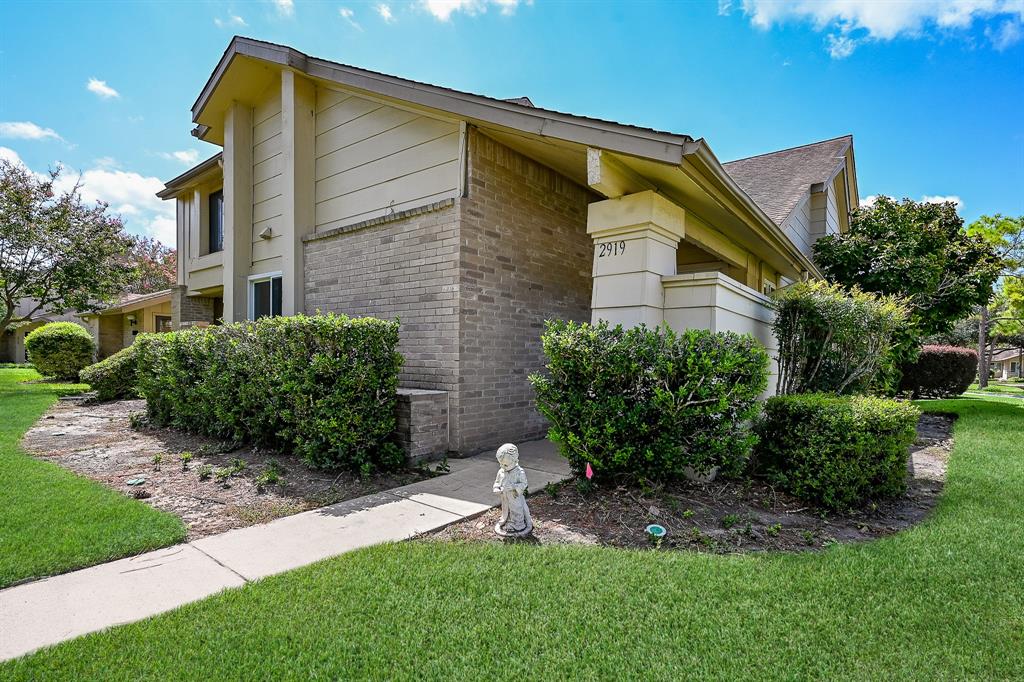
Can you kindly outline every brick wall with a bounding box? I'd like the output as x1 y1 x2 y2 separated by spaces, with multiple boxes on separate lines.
171 286 217 329
456 129 594 453
394 388 449 463
303 200 463 446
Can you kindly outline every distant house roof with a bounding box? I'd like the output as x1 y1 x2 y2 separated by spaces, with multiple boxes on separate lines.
95 289 173 315
723 135 853 226
992 348 1023 362
157 153 222 199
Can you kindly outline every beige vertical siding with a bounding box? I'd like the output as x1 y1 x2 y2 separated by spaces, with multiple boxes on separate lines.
251 82 284 275
313 87 461 232
781 193 815 261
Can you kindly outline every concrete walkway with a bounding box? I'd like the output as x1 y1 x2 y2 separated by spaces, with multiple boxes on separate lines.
0 440 569 661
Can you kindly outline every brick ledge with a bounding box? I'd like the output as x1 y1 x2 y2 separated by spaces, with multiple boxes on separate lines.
302 199 456 243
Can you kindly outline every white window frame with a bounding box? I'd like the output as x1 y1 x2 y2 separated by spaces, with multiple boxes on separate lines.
247 271 283 320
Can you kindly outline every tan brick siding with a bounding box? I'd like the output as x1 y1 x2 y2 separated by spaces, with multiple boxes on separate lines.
456 128 594 453
303 202 463 447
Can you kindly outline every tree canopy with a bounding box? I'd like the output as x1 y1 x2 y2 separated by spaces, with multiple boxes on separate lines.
813 196 1003 339
125 235 176 295
0 160 135 331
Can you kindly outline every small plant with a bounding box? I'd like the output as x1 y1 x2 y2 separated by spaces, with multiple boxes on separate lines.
214 467 233 487
197 464 213 481
575 478 595 496
544 481 559 499
359 461 372 480
766 523 782 537
721 513 741 529
129 412 148 430
179 452 194 470
681 509 695 520
255 467 282 491
151 454 162 470
801 530 816 546
432 457 450 475
229 458 247 473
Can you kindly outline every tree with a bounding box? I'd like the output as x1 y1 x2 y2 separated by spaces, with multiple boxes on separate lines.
0 160 134 331
965 215 1024 386
125 235 176 294
814 197 1003 343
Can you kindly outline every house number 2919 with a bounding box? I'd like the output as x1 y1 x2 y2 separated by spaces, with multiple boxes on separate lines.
598 241 627 257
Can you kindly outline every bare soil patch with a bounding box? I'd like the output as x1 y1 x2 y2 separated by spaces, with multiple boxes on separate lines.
22 398 430 539
429 413 954 553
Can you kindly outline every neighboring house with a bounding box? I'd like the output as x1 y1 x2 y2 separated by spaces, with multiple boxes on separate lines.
0 300 86 364
991 348 1023 380
158 37 859 456
79 289 174 359
1 290 174 363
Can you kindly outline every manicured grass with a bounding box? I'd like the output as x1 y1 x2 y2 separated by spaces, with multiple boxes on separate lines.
0 368 185 588
968 381 1024 395
5 397 1023 679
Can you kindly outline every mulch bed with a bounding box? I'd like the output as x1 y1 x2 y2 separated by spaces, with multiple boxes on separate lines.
21 398 430 539
429 413 954 553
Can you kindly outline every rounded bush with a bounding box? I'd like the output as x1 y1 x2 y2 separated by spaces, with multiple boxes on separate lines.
24 322 95 380
755 394 920 510
80 343 139 401
899 345 978 398
529 320 769 481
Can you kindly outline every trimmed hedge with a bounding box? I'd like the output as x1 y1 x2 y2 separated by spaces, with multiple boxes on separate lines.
899 345 978 398
755 394 920 510
135 314 404 471
24 322 95 380
80 344 139 401
529 320 769 481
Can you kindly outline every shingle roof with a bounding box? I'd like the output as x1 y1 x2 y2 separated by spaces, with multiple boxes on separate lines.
723 135 852 226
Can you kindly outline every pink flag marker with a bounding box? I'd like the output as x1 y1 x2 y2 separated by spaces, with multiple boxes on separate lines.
585 462 594 480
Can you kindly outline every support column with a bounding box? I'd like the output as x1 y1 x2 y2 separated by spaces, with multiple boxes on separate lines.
280 71 316 316
222 101 253 322
586 190 685 327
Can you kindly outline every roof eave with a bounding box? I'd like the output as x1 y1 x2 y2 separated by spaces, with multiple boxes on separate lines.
157 153 223 199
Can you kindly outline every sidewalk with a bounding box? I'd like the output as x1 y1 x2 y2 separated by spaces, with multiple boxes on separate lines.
0 440 570 661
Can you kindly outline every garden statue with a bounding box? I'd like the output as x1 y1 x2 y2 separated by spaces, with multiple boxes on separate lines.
493 443 533 537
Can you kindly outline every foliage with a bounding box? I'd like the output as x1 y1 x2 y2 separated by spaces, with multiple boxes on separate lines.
135 314 404 472
755 393 920 510
814 196 1002 340
24 322 95 380
898 345 978 398
124 235 176 295
529 320 769 480
0 367 184 589
0 160 134 331
770 280 910 395
79 343 139 401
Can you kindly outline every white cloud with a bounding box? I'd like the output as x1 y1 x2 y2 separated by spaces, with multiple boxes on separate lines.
860 194 964 210
339 7 363 30
718 0 733 16
87 77 120 99
420 0 527 21
214 14 247 28
986 18 1023 49
0 121 63 142
736 0 1024 57
0 146 24 165
93 156 120 169
49 166 177 245
159 149 200 165
273 0 294 16
377 3 394 22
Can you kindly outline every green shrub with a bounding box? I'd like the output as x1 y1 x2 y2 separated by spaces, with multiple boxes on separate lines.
898 345 978 398
771 281 910 395
24 322 95 380
135 314 403 472
80 344 139 401
529 320 769 480
754 394 920 510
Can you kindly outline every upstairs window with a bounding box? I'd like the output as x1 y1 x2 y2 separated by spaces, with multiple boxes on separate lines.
208 190 224 253
250 274 282 320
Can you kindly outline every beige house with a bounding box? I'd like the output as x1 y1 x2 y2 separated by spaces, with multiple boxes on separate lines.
991 348 1023 380
80 289 174 359
158 37 858 456
0 300 85 364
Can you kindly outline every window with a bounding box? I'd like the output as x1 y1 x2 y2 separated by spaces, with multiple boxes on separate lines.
250 274 282 319
762 279 777 296
154 315 172 333
208 190 224 254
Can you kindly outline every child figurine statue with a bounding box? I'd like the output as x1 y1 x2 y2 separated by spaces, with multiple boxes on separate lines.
493 443 533 537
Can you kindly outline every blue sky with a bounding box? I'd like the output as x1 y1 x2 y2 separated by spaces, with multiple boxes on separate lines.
1 0 1021 245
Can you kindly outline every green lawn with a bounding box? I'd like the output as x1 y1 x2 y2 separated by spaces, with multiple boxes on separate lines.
4 396 1022 679
0 367 185 588
969 381 1024 395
